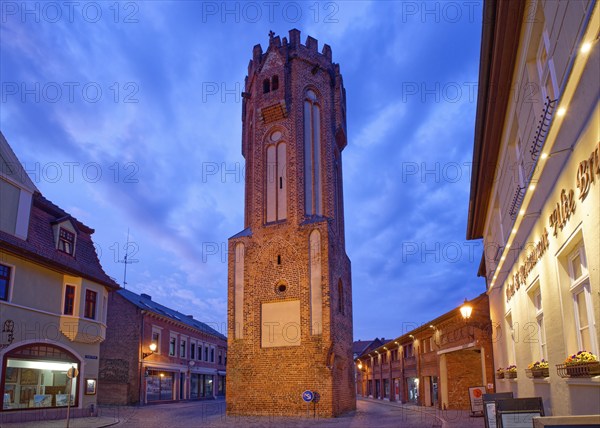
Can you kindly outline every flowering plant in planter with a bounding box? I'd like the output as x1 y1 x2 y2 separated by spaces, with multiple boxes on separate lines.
526 360 549 378
556 351 600 378
527 360 549 369
564 351 598 365
504 365 517 378
495 368 504 379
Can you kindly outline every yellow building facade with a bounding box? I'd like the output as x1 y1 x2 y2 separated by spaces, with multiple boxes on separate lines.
0 132 118 423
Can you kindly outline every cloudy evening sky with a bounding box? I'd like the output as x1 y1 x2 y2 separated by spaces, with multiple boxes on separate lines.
1 1 487 341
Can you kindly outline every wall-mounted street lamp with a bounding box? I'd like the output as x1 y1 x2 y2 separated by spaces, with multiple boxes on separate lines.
357 360 363 370
460 298 473 320
142 342 157 359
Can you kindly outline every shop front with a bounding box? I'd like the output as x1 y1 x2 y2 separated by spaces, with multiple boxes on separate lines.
189 373 214 399
1 343 80 411
145 370 175 402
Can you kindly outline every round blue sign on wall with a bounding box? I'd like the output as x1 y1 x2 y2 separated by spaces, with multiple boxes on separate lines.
302 390 314 402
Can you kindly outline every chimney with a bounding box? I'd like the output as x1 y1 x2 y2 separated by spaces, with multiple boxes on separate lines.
141 293 152 300
187 315 194 319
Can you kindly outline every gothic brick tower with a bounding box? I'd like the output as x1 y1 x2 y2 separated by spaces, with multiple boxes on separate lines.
226 29 354 417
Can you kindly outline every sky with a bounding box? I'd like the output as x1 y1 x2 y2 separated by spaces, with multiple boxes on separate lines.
1 1 486 341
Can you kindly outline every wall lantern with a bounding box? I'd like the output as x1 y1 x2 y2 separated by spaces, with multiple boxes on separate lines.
142 342 157 359
460 298 473 320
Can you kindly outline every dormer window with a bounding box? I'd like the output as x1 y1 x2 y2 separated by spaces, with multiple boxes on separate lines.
58 228 75 255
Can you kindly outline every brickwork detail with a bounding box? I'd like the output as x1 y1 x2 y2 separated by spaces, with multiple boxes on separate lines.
227 29 354 417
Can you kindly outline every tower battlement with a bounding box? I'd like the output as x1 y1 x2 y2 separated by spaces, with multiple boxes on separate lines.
247 29 336 84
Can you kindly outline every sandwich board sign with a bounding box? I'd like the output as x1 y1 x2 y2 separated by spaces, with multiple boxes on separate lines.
468 386 486 416
482 392 514 428
496 397 544 428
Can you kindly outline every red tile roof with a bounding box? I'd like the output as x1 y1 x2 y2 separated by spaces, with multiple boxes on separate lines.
0 192 119 290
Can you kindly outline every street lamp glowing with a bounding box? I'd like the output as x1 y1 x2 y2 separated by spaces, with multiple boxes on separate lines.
149 342 157 353
460 299 473 320
357 361 363 370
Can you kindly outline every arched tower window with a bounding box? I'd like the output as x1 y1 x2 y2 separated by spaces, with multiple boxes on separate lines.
271 75 279 91
266 132 286 223
304 89 321 215
263 79 270 94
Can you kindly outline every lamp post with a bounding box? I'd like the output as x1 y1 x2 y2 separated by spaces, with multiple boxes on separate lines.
460 298 473 320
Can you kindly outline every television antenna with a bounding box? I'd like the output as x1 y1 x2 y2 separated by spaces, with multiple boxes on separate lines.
119 228 139 288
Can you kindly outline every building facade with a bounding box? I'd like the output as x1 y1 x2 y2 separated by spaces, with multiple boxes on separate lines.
0 132 119 423
467 0 599 416
226 29 355 417
355 294 495 410
98 289 226 405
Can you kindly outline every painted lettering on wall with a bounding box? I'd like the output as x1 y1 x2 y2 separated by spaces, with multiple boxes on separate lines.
506 229 549 302
576 140 600 201
549 189 576 237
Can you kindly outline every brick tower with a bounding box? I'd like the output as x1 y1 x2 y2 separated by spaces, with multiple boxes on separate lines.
226 29 354 417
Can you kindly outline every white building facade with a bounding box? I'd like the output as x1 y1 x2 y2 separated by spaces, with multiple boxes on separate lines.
467 0 599 416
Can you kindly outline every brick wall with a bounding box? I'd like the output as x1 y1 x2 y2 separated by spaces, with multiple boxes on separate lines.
227 30 355 418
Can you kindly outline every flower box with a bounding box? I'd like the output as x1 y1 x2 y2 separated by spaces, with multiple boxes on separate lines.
504 371 517 379
525 368 549 378
496 371 504 379
556 362 600 378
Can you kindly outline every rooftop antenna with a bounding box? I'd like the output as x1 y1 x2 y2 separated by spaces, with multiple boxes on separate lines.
119 228 138 288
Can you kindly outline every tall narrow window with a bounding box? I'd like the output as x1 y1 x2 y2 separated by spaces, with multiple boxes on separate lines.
84 290 97 319
64 285 76 315
180 339 187 359
529 285 547 361
568 243 597 354
0 264 11 301
152 331 161 354
263 79 270 94
506 312 517 365
304 89 321 215
334 151 343 236
271 75 279 91
266 140 286 222
191 342 196 360
169 336 176 356
58 228 75 255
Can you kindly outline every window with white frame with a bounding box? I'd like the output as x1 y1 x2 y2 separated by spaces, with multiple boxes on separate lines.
152 327 161 355
205 344 209 361
0 263 11 301
169 335 177 356
505 311 517 365
568 243 597 354
180 338 187 359
190 342 196 360
528 282 547 361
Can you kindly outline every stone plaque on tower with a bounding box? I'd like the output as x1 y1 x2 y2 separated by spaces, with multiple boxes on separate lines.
226 29 354 418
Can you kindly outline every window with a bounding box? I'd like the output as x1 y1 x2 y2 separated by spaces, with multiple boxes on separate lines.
271 75 279 91
152 330 161 355
180 339 187 359
205 345 209 361
58 228 75 255
84 290 97 319
0 264 12 301
218 351 222 365
191 342 196 360
568 244 597 354
263 79 270 93
529 285 547 361
210 346 215 363
304 89 322 215
63 285 76 315
506 312 517 365
169 336 176 356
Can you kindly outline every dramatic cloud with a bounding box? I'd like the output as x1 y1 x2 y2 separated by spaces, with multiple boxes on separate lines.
1 1 485 341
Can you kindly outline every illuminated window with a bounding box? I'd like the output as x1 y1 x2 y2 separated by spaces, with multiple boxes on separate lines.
169 336 176 356
568 244 597 354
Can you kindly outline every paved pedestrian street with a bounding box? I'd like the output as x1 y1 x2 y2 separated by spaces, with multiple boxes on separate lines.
109 398 484 428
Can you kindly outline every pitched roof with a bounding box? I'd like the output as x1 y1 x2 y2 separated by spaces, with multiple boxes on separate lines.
117 288 227 341
0 192 119 290
353 338 383 356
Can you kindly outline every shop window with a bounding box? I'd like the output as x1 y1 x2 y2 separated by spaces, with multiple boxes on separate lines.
84 289 97 319
58 228 75 256
1 344 79 411
1 263 12 301
145 370 174 402
63 285 76 315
